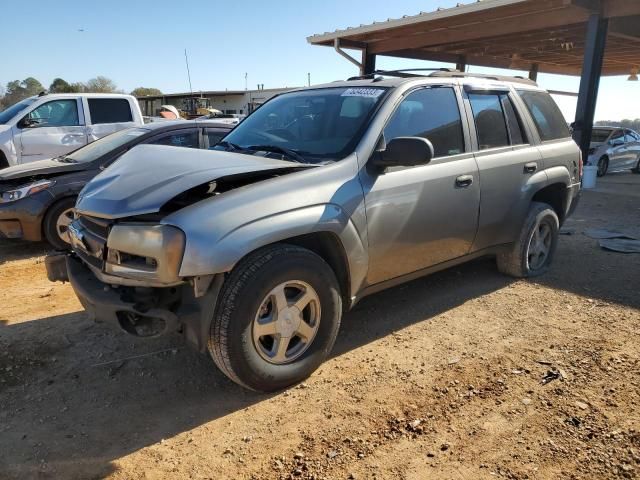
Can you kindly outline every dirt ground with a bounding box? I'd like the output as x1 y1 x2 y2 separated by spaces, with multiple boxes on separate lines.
1 173 638 480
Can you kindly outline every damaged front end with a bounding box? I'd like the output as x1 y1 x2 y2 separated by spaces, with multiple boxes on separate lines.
46 145 311 349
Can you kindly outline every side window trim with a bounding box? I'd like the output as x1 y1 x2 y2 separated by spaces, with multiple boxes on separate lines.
503 93 528 146
379 84 470 163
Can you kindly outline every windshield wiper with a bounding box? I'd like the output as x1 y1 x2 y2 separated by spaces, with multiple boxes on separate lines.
217 141 245 152
245 145 306 163
54 155 78 164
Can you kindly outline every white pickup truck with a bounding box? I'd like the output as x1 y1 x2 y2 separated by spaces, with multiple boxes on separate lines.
0 93 144 168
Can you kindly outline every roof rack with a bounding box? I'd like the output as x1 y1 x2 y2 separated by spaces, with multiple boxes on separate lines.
428 70 537 86
347 68 456 81
347 68 537 86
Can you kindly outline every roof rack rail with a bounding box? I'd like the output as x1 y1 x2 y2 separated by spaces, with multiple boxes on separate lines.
427 71 537 86
347 68 457 81
347 68 537 86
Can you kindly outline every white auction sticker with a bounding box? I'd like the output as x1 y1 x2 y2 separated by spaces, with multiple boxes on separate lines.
341 88 385 98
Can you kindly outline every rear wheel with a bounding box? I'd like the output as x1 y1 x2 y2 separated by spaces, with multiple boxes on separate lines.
497 202 559 278
208 244 342 392
633 156 640 174
0 152 8 170
597 156 609 177
43 197 77 250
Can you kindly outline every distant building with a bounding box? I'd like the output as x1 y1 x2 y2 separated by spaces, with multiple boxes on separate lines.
136 87 296 117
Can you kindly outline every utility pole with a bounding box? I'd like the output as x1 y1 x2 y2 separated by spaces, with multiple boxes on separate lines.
245 72 248 91
308 73 311 86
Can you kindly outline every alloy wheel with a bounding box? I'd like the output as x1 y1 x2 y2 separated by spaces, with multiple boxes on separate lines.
55 208 75 244
252 280 321 365
526 221 552 271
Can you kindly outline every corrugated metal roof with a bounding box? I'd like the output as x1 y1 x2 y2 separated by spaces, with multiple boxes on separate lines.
307 0 528 44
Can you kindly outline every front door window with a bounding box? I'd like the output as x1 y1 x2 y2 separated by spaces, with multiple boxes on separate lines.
28 100 79 127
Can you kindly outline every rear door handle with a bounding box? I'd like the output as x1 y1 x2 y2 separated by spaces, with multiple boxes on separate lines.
524 162 538 174
455 175 474 188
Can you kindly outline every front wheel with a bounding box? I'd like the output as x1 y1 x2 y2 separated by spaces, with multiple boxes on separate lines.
497 202 559 278
208 244 342 392
43 197 77 250
632 156 640 174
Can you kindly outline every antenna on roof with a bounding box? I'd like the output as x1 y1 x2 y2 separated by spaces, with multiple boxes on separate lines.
184 49 194 97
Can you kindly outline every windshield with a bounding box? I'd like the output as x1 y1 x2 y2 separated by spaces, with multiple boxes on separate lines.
591 129 612 143
218 87 388 162
0 97 37 124
63 128 148 163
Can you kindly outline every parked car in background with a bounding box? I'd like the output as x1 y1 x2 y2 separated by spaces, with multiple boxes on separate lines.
0 120 231 249
0 93 145 169
46 71 581 392
588 127 640 176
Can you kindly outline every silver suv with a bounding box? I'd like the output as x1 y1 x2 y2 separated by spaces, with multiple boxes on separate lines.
46 71 582 391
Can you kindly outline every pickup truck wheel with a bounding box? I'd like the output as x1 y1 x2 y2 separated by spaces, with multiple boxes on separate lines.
43 197 77 250
496 202 559 278
208 244 342 392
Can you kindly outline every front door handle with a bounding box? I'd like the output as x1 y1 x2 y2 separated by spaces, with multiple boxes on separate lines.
524 162 538 174
455 175 474 188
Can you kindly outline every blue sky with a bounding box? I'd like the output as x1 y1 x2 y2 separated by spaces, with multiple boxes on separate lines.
1 0 638 121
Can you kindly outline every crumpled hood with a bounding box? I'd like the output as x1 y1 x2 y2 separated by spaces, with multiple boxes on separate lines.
76 144 306 219
0 157 88 181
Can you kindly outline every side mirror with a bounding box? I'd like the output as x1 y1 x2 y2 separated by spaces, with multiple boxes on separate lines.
18 117 40 129
374 137 434 169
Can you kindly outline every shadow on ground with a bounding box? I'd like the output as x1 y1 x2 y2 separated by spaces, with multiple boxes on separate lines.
0 238 50 265
0 257 510 479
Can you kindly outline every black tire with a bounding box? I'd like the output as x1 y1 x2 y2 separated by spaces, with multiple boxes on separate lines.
633 156 640 174
43 197 77 250
597 156 608 177
0 152 8 170
496 202 559 278
208 244 342 392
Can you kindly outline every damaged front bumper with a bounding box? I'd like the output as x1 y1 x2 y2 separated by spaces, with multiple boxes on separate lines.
46 252 223 351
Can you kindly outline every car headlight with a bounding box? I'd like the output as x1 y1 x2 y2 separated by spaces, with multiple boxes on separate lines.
0 180 55 203
104 224 185 284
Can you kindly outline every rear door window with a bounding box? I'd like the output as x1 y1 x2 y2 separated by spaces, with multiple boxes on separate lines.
468 94 510 149
206 129 228 148
88 98 133 124
517 90 570 141
148 130 199 149
384 87 465 158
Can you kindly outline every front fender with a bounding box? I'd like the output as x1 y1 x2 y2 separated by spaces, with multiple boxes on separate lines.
176 203 369 297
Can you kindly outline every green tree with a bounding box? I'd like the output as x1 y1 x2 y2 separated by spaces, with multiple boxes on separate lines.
49 78 73 93
131 87 162 97
2 77 45 107
85 76 118 93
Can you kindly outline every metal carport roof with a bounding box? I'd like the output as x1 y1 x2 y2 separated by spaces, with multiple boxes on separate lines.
308 0 640 77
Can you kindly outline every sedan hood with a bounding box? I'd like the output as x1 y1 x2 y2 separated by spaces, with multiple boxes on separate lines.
0 158 88 181
76 144 309 219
